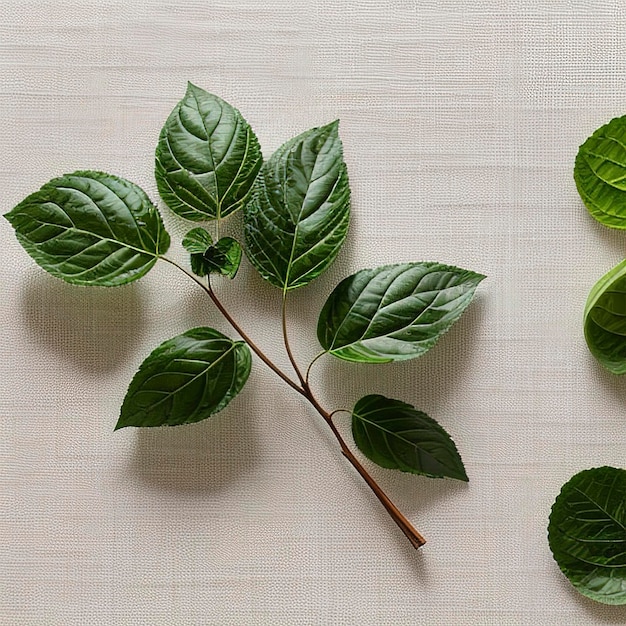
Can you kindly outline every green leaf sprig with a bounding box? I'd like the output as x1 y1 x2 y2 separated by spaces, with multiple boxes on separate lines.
5 83 485 549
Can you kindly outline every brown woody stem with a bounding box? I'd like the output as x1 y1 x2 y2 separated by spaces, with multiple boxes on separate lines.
161 256 426 549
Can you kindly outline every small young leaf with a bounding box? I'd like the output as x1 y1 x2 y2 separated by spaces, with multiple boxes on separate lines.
584 259 626 374
318 262 484 363
116 327 251 429
352 395 467 481
4 171 170 286
155 83 262 221
244 120 351 291
548 466 626 605
575 115 626 229
182 227 213 253
191 237 242 279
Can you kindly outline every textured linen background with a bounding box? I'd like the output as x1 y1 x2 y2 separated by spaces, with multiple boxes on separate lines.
2 1 626 624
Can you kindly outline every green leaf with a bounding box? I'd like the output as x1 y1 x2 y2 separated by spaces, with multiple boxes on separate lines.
155 83 263 221
584 259 626 375
182 227 213 253
352 395 467 481
191 237 242 279
116 327 251 429
244 120 350 291
575 115 626 229
4 171 170 286
318 262 485 363
548 466 626 605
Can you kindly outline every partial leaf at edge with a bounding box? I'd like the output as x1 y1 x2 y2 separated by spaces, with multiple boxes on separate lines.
575 115 626 229
318 262 485 363
4 170 170 286
155 83 263 221
548 466 626 605
244 120 351 291
584 259 626 375
352 394 467 481
116 327 251 429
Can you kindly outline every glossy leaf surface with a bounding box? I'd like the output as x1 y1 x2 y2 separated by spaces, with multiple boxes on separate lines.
548 466 626 605
155 83 262 221
244 120 350 291
5 171 170 286
352 395 467 480
575 115 626 229
318 262 484 363
117 327 251 429
584 259 626 374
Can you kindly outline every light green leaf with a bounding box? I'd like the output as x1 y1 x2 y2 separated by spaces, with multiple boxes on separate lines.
575 115 626 229
116 327 251 429
352 395 468 481
244 120 350 291
318 262 484 363
191 237 242 279
4 171 170 286
548 466 626 605
182 227 213 253
155 83 262 221
584 259 626 374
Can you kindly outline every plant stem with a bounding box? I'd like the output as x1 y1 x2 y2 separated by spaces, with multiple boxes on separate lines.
161 256 303 396
161 255 426 549
305 351 326 387
281 293 306 387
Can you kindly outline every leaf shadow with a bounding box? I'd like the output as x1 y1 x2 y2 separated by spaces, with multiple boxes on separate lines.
583 208 626 258
586 352 626 404
312 294 487 419
19 272 145 374
126 385 260 494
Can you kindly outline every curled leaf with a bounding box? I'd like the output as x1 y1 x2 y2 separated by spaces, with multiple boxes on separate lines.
548 466 626 605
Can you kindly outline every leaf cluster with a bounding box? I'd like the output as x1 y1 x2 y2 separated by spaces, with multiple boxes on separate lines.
548 117 626 604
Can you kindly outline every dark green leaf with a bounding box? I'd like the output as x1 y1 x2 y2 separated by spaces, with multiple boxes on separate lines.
244 120 350 291
318 262 484 363
182 227 213 253
191 237 242 279
584 260 626 375
575 115 626 229
352 395 467 481
155 83 262 221
116 327 251 429
4 171 170 286
548 466 626 605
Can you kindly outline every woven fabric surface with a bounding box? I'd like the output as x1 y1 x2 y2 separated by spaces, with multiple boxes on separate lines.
2 1 626 624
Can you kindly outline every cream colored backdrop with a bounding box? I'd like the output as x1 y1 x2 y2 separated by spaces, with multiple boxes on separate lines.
2 1 626 624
